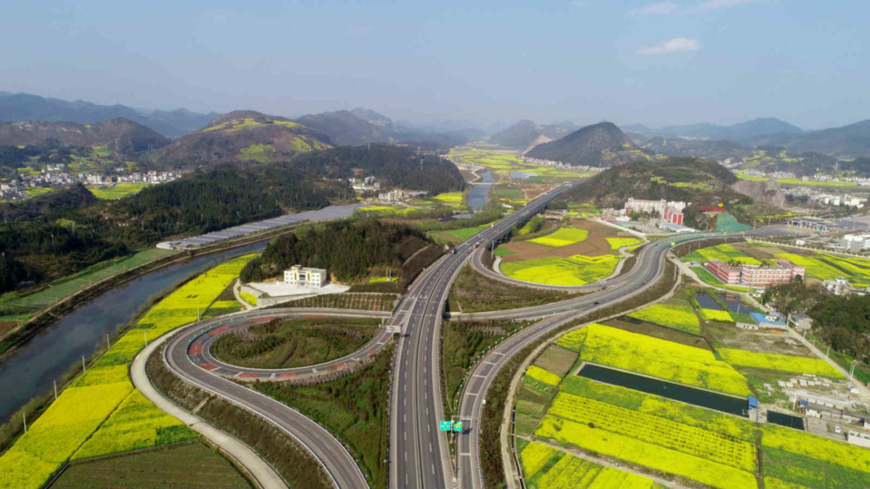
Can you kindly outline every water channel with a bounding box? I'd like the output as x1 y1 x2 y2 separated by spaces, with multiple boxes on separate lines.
466 170 494 212
0 204 362 423
578 363 750 417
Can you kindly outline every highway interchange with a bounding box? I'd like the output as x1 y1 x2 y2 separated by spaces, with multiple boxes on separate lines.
150 179 739 489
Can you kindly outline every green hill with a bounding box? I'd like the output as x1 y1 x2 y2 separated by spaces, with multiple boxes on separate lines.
557 157 758 229
147 110 331 169
525 122 654 167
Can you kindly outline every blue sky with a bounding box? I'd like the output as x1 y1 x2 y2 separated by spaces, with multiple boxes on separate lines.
0 0 867 129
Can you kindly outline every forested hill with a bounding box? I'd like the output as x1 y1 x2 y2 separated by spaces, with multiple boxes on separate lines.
0 164 351 295
240 220 437 287
287 145 464 195
525 122 652 167
557 157 755 228
145 110 332 170
0 183 97 223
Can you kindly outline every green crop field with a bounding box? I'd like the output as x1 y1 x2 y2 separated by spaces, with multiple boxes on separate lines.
212 317 380 369
0 255 255 489
447 146 591 180
25 186 56 197
501 255 621 286
0 248 177 314
88 183 150 200
682 243 762 265
775 252 870 287
528 228 589 247
53 442 252 489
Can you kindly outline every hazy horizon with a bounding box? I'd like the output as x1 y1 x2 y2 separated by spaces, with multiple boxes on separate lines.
1 1 868 130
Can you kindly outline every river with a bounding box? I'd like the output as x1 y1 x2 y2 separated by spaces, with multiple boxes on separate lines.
0 204 362 423
466 170 494 212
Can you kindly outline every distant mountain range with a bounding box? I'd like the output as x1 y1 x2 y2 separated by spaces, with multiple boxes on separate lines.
657 117 804 142
525 122 653 167
295 108 474 149
487 120 578 149
624 117 870 159
0 118 168 154
0 92 221 138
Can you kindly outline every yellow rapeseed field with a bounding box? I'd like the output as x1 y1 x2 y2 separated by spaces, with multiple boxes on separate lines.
605 237 644 250
556 324 751 396
502 255 621 286
547 392 756 471
0 254 255 489
526 365 562 386
530 447 658 489
628 303 700 334
536 416 758 489
719 349 843 378
528 228 589 247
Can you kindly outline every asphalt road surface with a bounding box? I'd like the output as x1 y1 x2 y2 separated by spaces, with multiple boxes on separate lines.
389 182 579 489
181 309 391 380
164 308 375 489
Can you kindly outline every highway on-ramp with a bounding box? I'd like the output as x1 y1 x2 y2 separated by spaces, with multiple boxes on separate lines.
163 308 376 489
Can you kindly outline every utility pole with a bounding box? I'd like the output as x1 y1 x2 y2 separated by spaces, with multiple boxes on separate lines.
106 334 111 350
144 331 148 346
53 381 57 400
82 355 86 372
23 413 26 433
826 345 831 358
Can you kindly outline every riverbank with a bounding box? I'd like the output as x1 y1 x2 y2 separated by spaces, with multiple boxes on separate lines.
0 217 311 362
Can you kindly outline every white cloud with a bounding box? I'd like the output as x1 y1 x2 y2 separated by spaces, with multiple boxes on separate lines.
697 0 752 11
635 37 700 55
628 2 679 16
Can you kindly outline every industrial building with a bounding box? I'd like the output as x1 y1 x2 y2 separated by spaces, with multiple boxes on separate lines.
284 265 328 288
706 259 805 288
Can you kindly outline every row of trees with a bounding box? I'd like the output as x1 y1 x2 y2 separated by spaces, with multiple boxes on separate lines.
763 281 870 363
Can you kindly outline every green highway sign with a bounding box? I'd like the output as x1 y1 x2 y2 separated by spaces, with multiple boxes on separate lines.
439 421 452 431
454 422 463 432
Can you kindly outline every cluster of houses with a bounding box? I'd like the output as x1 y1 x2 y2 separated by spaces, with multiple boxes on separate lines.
1 169 181 201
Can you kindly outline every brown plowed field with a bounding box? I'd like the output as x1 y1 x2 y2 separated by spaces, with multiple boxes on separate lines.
500 220 634 263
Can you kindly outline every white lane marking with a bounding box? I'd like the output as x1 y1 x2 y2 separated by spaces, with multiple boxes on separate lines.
429 442 433 452
460 453 472 457
472 374 487 378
